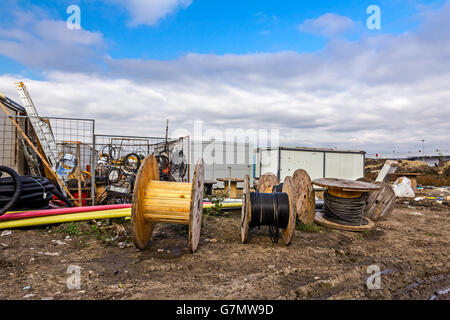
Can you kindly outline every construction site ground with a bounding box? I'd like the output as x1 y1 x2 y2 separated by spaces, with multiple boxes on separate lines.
0 192 448 300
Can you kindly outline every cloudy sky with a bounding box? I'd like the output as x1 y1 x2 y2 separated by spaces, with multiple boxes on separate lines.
0 0 449 156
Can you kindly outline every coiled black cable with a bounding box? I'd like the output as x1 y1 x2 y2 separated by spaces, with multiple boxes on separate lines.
0 168 74 212
249 192 290 243
323 191 367 226
0 166 22 215
272 183 283 192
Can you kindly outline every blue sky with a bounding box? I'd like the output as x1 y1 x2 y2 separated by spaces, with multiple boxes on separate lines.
1 0 444 63
0 0 449 155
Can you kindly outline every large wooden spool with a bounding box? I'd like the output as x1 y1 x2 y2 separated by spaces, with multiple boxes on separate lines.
241 174 296 245
292 169 316 225
257 173 279 193
131 155 204 253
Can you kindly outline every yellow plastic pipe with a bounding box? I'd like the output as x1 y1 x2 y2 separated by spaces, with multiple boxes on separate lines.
0 202 243 229
207 202 242 209
0 209 131 230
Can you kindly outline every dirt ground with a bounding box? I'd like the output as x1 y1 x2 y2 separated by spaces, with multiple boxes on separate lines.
365 159 450 186
0 199 448 300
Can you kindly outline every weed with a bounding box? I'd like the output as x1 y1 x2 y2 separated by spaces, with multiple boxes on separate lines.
296 221 323 233
59 222 81 235
203 190 229 218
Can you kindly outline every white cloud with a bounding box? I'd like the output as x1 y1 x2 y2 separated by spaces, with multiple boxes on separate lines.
114 0 193 27
299 13 356 37
1 2 450 155
0 10 105 72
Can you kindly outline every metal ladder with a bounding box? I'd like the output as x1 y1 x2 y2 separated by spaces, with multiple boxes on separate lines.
15 82 66 195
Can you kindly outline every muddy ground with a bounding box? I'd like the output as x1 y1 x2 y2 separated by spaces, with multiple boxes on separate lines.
0 201 448 300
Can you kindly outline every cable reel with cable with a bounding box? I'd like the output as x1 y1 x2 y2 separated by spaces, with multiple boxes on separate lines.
312 178 379 231
241 174 296 245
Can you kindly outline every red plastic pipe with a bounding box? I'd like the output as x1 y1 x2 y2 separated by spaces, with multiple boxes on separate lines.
0 204 132 221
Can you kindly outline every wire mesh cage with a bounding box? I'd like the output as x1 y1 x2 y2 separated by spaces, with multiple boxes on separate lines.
0 114 96 205
94 134 190 205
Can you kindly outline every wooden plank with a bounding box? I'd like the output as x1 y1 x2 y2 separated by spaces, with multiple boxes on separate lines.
143 205 190 214
145 189 192 199
144 213 189 223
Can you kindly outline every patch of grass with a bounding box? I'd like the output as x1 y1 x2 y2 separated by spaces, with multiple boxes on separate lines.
296 221 323 233
59 222 82 236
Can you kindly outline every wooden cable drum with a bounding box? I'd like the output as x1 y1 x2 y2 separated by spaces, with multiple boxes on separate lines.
257 173 279 193
131 155 204 253
241 174 296 245
292 169 316 225
312 178 379 232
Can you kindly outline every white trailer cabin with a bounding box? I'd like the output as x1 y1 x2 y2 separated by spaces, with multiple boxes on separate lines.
189 140 254 188
255 146 366 184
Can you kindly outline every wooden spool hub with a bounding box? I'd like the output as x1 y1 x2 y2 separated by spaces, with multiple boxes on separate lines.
292 169 316 225
312 178 380 232
241 174 296 245
131 155 204 253
257 173 279 193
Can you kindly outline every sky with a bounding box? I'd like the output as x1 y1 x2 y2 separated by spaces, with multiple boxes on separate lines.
0 0 449 156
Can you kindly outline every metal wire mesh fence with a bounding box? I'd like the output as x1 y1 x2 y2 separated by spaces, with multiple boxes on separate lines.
0 114 95 204
94 134 190 204
1 112 190 207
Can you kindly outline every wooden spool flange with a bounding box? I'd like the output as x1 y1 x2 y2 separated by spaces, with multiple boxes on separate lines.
292 169 316 225
131 155 204 253
361 181 396 221
257 173 279 193
312 178 380 232
241 174 296 245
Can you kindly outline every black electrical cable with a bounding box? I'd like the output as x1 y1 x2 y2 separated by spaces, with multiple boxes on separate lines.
0 166 22 215
272 183 283 192
123 153 141 171
323 191 368 226
249 192 290 243
0 168 74 212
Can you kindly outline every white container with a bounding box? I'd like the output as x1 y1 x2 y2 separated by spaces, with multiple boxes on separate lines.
255 146 366 184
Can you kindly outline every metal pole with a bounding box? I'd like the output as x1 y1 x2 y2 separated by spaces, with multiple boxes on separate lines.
422 139 425 162
228 166 232 196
